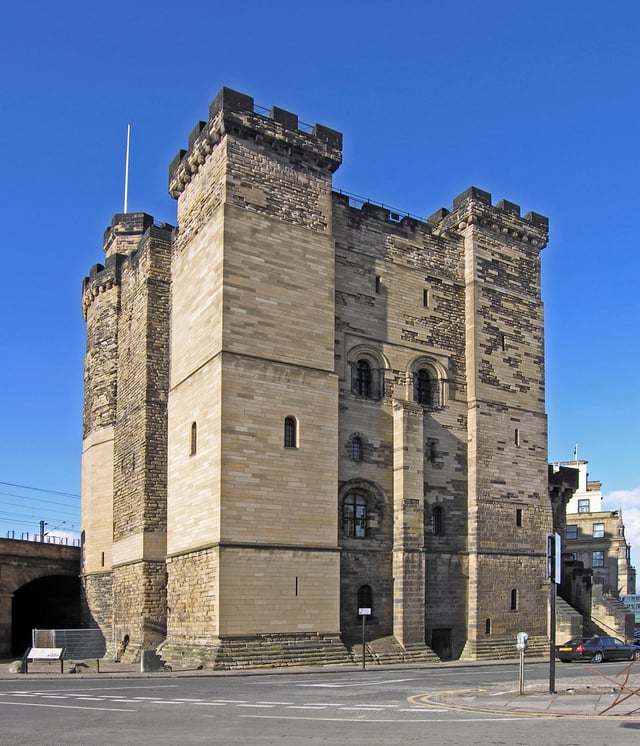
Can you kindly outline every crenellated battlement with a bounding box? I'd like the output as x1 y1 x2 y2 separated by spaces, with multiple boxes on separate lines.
82 214 173 319
332 185 548 249
81 254 123 320
427 186 549 249
168 87 343 198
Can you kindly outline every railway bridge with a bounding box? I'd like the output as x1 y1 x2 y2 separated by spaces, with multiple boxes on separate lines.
0 537 80 656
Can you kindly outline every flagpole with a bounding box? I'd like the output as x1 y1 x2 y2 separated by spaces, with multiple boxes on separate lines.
123 123 131 213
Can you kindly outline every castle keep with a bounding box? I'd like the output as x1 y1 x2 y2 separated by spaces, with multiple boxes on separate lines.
81 87 553 665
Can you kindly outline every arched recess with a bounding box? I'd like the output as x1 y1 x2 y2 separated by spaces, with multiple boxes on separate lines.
11 575 81 656
407 356 448 407
346 345 390 400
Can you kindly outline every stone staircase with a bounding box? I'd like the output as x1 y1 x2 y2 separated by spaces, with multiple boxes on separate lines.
583 595 635 640
348 636 440 665
461 634 550 660
158 634 353 670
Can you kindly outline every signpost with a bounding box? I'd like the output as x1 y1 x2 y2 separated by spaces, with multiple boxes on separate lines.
547 532 561 694
358 608 371 670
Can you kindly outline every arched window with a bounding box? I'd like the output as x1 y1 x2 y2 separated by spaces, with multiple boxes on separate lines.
351 436 363 462
354 359 372 398
357 584 373 614
284 416 297 448
343 492 367 538
190 422 197 456
431 505 444 536
415 368 434 406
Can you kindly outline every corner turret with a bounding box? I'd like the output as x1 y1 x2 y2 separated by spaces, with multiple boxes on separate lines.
168 86 342 199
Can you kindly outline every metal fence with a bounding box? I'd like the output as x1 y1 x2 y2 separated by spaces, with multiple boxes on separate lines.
32 629 106 660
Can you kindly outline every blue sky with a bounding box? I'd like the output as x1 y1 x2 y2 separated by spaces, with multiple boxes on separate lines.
1 1 638 569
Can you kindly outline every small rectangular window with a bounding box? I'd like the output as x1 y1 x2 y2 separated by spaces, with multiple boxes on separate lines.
592 551 605 567
592 522 605 538
566 524 578 540
578 498 590 513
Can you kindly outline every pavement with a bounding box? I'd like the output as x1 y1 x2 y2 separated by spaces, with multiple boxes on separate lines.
2 657 640 719
415 671 640 719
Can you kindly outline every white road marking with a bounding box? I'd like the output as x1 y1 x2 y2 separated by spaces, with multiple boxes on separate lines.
0 699 135 712
239 714 556 723
193 702 227 706
236 703 275 708
300 677 418 688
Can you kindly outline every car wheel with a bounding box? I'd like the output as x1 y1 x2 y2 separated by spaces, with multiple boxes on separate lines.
592 651 604 663
633 651 640 661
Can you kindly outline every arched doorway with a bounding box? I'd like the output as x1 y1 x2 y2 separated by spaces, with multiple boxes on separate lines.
11 575 80 656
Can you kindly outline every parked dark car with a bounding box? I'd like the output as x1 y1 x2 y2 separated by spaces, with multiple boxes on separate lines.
556 636 640 663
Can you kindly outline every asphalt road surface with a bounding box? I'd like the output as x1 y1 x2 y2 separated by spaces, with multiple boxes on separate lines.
0 661 638 745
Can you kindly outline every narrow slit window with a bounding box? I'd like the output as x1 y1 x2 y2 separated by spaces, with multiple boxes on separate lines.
514 428 520 447
431 505 444 536
510 589 518 611
485 618 491 635
284 416 297 448
423 288 430 307
375 275 382 293
351 436 363 462
190 422 197 456
516 508 522 527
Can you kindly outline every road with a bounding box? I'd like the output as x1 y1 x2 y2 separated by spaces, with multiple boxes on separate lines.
0 661 638 744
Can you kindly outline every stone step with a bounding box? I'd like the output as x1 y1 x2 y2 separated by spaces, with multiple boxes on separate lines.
347 636 440 665
158 635 354 670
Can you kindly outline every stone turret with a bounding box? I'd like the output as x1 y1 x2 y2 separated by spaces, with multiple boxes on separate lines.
81 212 173 659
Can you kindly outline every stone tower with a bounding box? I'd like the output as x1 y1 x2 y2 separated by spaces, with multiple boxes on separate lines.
81 86 554 665
81 214 172 657
160 89 344 661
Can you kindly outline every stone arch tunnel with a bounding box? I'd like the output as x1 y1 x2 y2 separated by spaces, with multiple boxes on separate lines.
0 538 80 657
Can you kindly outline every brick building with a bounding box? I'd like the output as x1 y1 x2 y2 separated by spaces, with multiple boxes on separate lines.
81 87 553 666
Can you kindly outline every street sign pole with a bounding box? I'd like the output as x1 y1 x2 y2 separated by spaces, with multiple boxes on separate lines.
547 532 561 694
358 608 371 670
